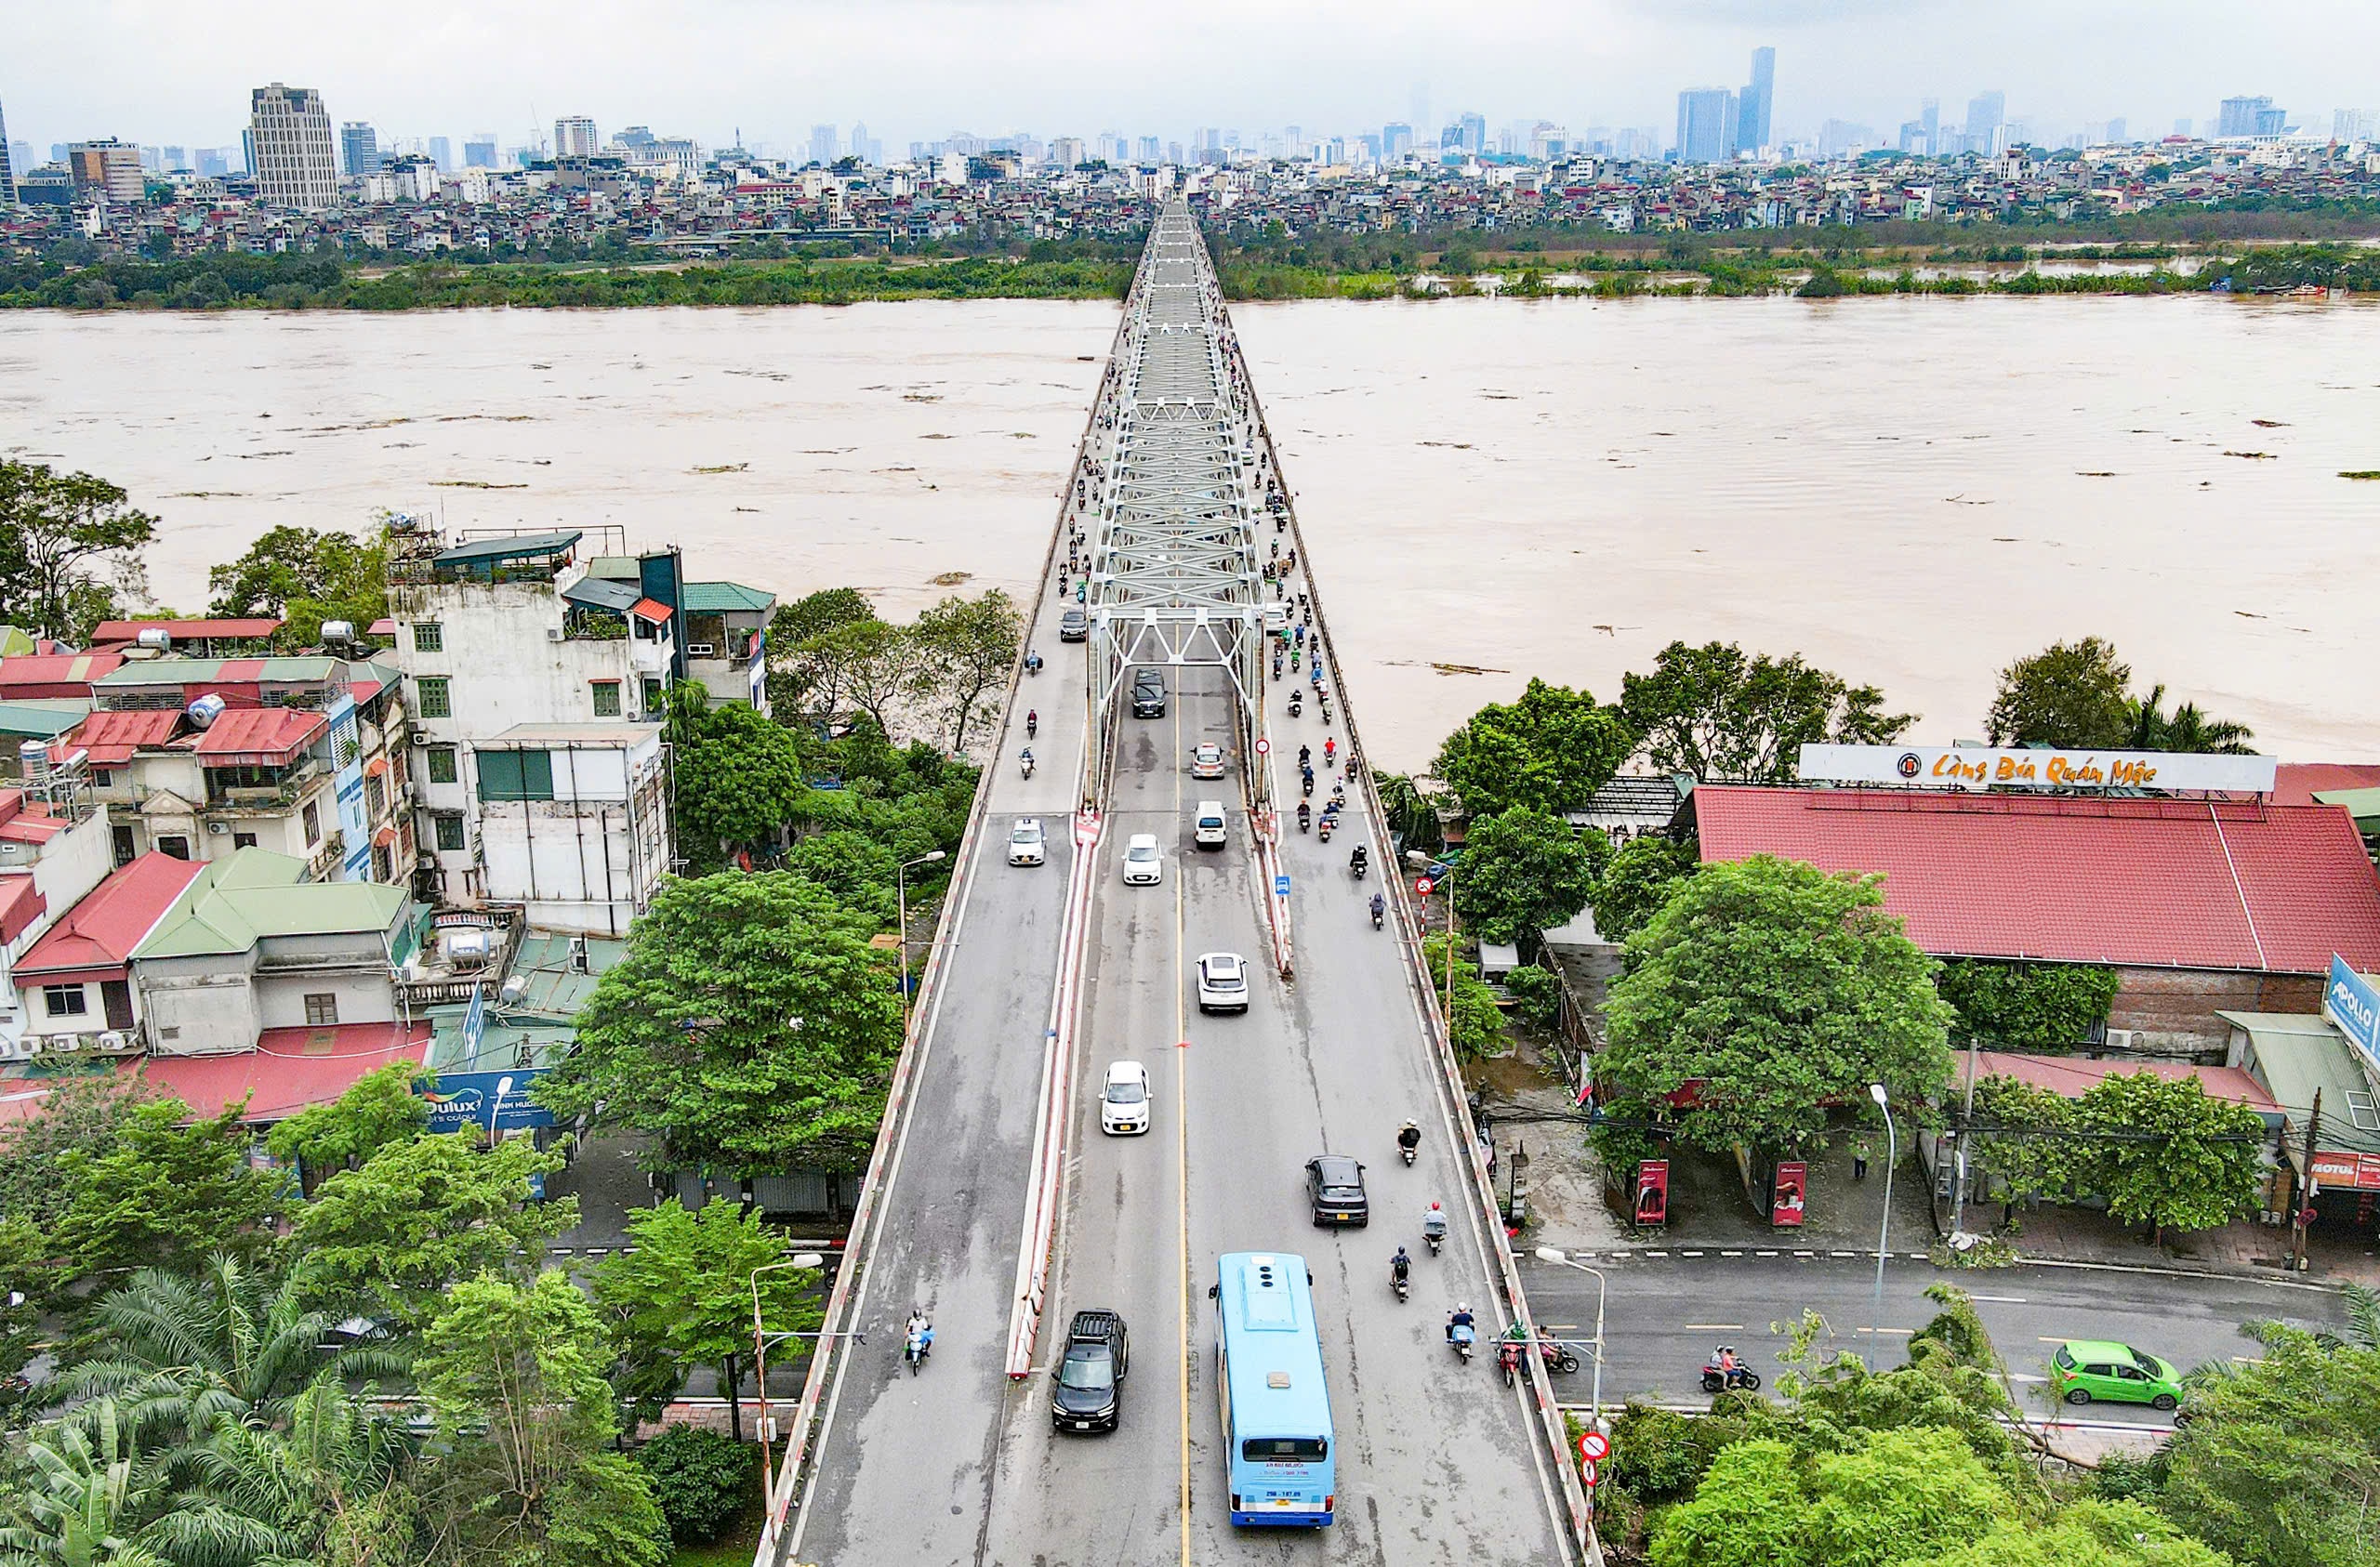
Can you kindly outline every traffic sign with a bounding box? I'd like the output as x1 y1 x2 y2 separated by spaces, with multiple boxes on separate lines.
1578 1430 1609 1463
1415 876 1435 897
1274 875 1289 897
1254 737 1271 756
1580 1457 1599 1489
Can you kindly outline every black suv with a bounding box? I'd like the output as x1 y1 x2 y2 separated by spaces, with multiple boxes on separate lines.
1305 1154 1368 1227
1058 608 1090 642
1051 1309 1129 1433
1130 667 1167 718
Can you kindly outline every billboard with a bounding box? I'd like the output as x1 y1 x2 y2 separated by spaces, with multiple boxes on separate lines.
419 1070 556 1134
1796 744 2278 796
2325 955 2380 1073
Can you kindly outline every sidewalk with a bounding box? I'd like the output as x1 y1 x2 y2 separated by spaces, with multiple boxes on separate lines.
2001 1203 2380 1286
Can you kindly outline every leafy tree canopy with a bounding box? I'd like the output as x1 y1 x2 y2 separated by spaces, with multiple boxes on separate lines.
1421 933 1506 1059
1620 640 1914 784
1431 678 1634 819
1454 809 1610 943
1602 856 1954 1153
1590 834 1701 946
51 1096 285 1278
910 588 1022 754
263 1060 429 1180
1985 637 2134 747
633 1426 757 1547
2078 1070 2268 1239
781 829 900 923
0 460 160 641
666 683 810 872
0 1070 146 1233
1936 959 2119 1052
2125 683 2255 755
536 871 902 1175
1910 1501 2235 1567
206 522 389 648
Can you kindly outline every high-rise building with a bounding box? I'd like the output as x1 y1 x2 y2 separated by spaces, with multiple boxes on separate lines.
852 122 877 165
162 145 187 171
1675 88 1737 163
338 121 381 177
427 135 452 171
68 138 146 204
554 115 598 158
1965 88 2006 153
0 97 14 207
1737 46 1776 154
464 133 497 168
2217 96 2271 138
809 124 838 164
1459 112 1487 155
1920 98 1940 154
1382 122 1413 159
1051 136 1085 169
250 84 339 207
1136 135 1160 164
196 147 229 178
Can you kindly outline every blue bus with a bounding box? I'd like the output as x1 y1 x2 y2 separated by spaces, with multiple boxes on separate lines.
1212 1251 1335 1527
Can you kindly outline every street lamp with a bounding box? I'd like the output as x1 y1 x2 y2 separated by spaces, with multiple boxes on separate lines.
750 1251 826 1540
486 1074 513 1141
1532 1245 1606 1436
1867 1082 1897 1372
896 851 948 1034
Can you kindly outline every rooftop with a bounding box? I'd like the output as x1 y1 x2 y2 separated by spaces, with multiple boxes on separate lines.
192 706 328 767
430 530 584 567
16 853 208 978
483 721 660 746
682 580 777 615
90 617 284 645
1689 785 2380 976
64 708 183 765
0 652 126 689
0 700 93 740
1973 1049 2281 1113
2273 763 2380 806
123 1021 432 1124
134 848 413 960
94 655 354 687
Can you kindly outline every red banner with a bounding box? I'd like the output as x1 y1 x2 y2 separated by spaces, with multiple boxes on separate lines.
1634 1160 1670 1227
1771 1160 1807 1228
2312 1151 2380 1191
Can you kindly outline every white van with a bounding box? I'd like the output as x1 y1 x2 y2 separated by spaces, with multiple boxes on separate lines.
1263 603 1288 634
1193 799 1228 850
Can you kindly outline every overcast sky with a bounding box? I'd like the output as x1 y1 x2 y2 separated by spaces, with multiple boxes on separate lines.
7 0 2376 155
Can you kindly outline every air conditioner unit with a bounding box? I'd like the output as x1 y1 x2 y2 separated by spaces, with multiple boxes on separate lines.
207 821 229 835
0 1036 26 1061
685 643 717 657
48 1033 81 1054
96 1031 128 1053
2103 1028 2137 1050
546 626 566 642
19 1035 41 1057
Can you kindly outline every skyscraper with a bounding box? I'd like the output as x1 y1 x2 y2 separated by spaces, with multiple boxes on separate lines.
464 133 497 168
427 136 452 171
1737 46 1776 154
250 85 339 207
0 96 14 208
554 115 599 158
69 139 147 204
1676 88 1738 163
1921 98 1941 154
1965 90 2006 151
809 124 838 164
1382 123 1413 159
2217 96 2271 138
1459 112 1488 155
338 122 381 177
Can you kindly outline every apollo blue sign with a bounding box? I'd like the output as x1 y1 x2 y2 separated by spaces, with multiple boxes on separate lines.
2325 955 2380 1072
419 1070 557 1134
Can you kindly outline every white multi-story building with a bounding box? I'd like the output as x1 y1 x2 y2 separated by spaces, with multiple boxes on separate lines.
554 115 600 158
249 84 339 209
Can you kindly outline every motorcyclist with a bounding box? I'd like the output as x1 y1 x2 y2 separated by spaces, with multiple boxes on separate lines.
1019 746 1035 777
1370 891 1387 928
1025 708 1038 736
1324 737 1337 765
1298 744 1312 768
906 1310 932 1361
1717 1345 1739 1378
1446 1303 1476 1342
1396 1120 1421 1157
1390 1246 1411 1286
1351 844 1368 875
1422 1202 1448 1244
1297 801 1311 831
1025 649 1042 674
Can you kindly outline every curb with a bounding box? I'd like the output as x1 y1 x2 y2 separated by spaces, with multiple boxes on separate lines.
1520 1242 2358 1295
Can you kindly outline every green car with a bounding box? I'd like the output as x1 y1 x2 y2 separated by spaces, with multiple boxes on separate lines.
2050 1340 2183 1410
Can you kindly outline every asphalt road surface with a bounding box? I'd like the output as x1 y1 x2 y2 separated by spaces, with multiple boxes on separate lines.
1519 1252 2350 1430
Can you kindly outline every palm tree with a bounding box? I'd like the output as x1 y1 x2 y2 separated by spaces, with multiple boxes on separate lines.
0 1398 298 1567
60 1258 407 1455
2125 683 2256 755
188 1379 416 1563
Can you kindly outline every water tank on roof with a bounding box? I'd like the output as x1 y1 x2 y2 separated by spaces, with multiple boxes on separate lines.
320 620 355 645
186 693 226 730
442 928 495 967
384 512 419 533
20 742 48 782
137 628 173 652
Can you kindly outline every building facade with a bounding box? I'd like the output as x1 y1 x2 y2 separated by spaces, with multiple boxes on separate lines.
339 121 383 178
554 115 599 158
248 84 339 209
1737 46 1777 155
0 96 15 207
1676 90 1738 165
67 139 144 205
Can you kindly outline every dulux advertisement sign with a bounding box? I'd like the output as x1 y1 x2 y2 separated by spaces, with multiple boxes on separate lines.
419 1071 557 1134
2325 955 2380 1073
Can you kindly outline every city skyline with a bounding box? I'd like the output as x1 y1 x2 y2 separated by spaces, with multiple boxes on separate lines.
4 0 2376 165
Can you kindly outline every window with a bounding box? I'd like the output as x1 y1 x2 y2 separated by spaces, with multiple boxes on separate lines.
43 984 87 1019
366 774 387 819
304 993 338 1026
641 677 664 715
110 824 137 866
233 832 258 849
156 835 191 861
101 981 132 1031
1242 1437 1329 1461
591 680 622 718
434 812 466 851
301 802 320 845
416 677 451 718
477 749 555 802
90 768 113 789
412 621 443 652
426 744 458 784
373 843 392 882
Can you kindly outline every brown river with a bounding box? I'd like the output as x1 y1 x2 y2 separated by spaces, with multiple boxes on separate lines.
5 296 2376 770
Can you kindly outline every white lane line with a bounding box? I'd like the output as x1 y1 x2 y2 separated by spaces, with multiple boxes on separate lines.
1681 1323 1743 1332
1856 1326 1914 1336
1681 1249 1703 1257
1721 1249 1744 1258
1965 1295 2029 1304
1756 1250 1778 1258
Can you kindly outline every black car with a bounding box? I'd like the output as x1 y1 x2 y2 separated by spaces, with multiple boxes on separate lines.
1058 608 1090 642
1305 1154 1368 1227
1130 668 1167 718
1051 1309 1130 1433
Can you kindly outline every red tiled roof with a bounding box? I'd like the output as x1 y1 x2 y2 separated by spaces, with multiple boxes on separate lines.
629 597 672 623
2272 763 2380 807
1690 785 2380 976
16 852 206 979
63 708 183 766
89 617 284 646
0 652 125 695
0 873 47 945
120 1021 432 1124
1973 1050 2279 1112
192 706 327 766
0 789 66 846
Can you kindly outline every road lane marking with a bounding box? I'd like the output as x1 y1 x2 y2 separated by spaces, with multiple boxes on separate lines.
1682 1323 1744 1332
1172 685 1191 1567
1856 1326 1914 1336
1965 1295 2029 1304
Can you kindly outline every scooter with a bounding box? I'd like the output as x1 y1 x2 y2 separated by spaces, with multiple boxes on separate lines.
1318 818 1335 843
1020 750 1036 780
1446 1320 1475 1364
1297 804 1311 833
1700 1353 1761 1393
1391 1264 1410 1304
1498 1338 1523 1387
1372 900 1387 932
1351 853 1368 881
1025 713 1038 739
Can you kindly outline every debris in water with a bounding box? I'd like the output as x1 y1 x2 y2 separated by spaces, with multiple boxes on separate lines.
1430 662 1510 678
2251 418 2288 428
2234 610 2267 619
930 571 972 586
2075 470 2117 478
919 433 953 441
2221 450 2276 459
903 392 943 402
2340 470 2380 481
1419 441 1474 450
734 506 761 513
693 463 748 474
431 480 529 489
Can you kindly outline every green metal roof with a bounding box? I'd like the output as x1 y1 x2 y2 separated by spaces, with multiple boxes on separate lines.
682 581 777 615
2314 786 2380 825
95 656 339 686
0 627 40 658
0 700 92 739
2215 1010 2379 1138
135 849 412 959
430 531 583 566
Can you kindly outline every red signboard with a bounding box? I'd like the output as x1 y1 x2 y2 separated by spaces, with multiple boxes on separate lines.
1771 1161 1808 1229
2311 1151 2380 1192
1634 1160 1669 1228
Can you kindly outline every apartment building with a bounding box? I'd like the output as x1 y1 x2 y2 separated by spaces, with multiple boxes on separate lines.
248 84 339 210
681 580 776 713
67 139 144 205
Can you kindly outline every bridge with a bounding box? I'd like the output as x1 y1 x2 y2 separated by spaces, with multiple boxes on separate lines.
763 204 1590 1566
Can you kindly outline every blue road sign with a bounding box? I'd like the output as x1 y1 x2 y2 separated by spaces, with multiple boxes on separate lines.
1275 875 1290 896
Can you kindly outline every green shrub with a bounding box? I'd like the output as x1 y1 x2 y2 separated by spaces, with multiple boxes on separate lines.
634 1425 756 1545
1503 964 1563 1030
1937 959 2118 1050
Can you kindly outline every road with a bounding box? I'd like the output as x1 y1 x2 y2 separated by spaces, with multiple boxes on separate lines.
1519 1253 2350 1430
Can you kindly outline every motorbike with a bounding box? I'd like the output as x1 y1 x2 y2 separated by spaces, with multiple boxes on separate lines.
1446 1319 1475 1363
1288 691 1303 718
1372 899 1387 932
1422 1221 1446 1258
1297 804 1311 833
1397 1133 1418 1165
1302 772 1315 798
1498 1338 1524 1387
1351 851 1368 880
1700 1354 1761 1393
1020 750 1036 780
905 1323 932 1376
1318 818 1335 843
1025 713 1038 738
1025 652 1042 678
1391 1264 1410 1304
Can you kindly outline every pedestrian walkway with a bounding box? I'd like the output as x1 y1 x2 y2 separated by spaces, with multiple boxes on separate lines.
2006 1203 2380 1285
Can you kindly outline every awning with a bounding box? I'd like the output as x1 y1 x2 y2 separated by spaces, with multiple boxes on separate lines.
630 597 673 624
374 826 399 848
364 756 390 778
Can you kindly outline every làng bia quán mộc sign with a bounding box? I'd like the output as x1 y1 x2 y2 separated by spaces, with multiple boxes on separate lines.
1796 744 2280 797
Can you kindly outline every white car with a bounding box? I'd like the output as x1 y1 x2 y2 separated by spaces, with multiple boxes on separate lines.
1190 743 1225 780
1100 1060 1152 1135
1121 833 1163 886
1196 952 1250 1015
1008 817 1047 867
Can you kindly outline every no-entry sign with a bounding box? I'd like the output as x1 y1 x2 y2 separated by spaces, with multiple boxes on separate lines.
1578 1430 1609 1463
1415 876 1435 897
1254 737 1271 756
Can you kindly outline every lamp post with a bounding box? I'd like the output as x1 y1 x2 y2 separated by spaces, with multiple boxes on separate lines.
1532 1245 1606 1436
486 1074 513 1141
749 1251 826 1540
896 850 947 1034
1867 1082 1897 1372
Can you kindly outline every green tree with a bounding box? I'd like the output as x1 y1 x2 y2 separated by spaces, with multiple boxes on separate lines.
0 1398 299 1567
1936 959 2120 1051
781 829 899 922
263 1062 429 1185
1910 1501 2235 1567
1967 1074 2087 1207
766 587 877 716
1372 770 1443 854
2125 684 2256 755
2157 1305 2379 1567
1602 856 1954 1154
0 460 161 640
205 523 389 648
200 1379 417 1567
290 1132 576 1323
588 1198 819 1442
52 1098 284 1278
1590 835 1700 945
0 1070 145 1232
1647 1438 1810 1567
665 684 809 871
536 872 902 1175
783 616 919 734
2077 1071 2267 1240
770 586 874 650
1431 678 1634 819
1454 809 1610 942
1984 637 2134 747
1619 640 1914 784
1421 933 1506 1059
910 588 1022 753
632 1426 756 1547
414 1273 668 1567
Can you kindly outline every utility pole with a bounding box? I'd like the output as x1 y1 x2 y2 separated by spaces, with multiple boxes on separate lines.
2292 1088 2321 1272
1952 1036 1978 1237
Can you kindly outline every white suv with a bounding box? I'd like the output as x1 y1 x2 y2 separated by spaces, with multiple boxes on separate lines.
1121 833 1163 886
1100 1060 1152 1135
1196 952 1250 1014
1008 817 1047 867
